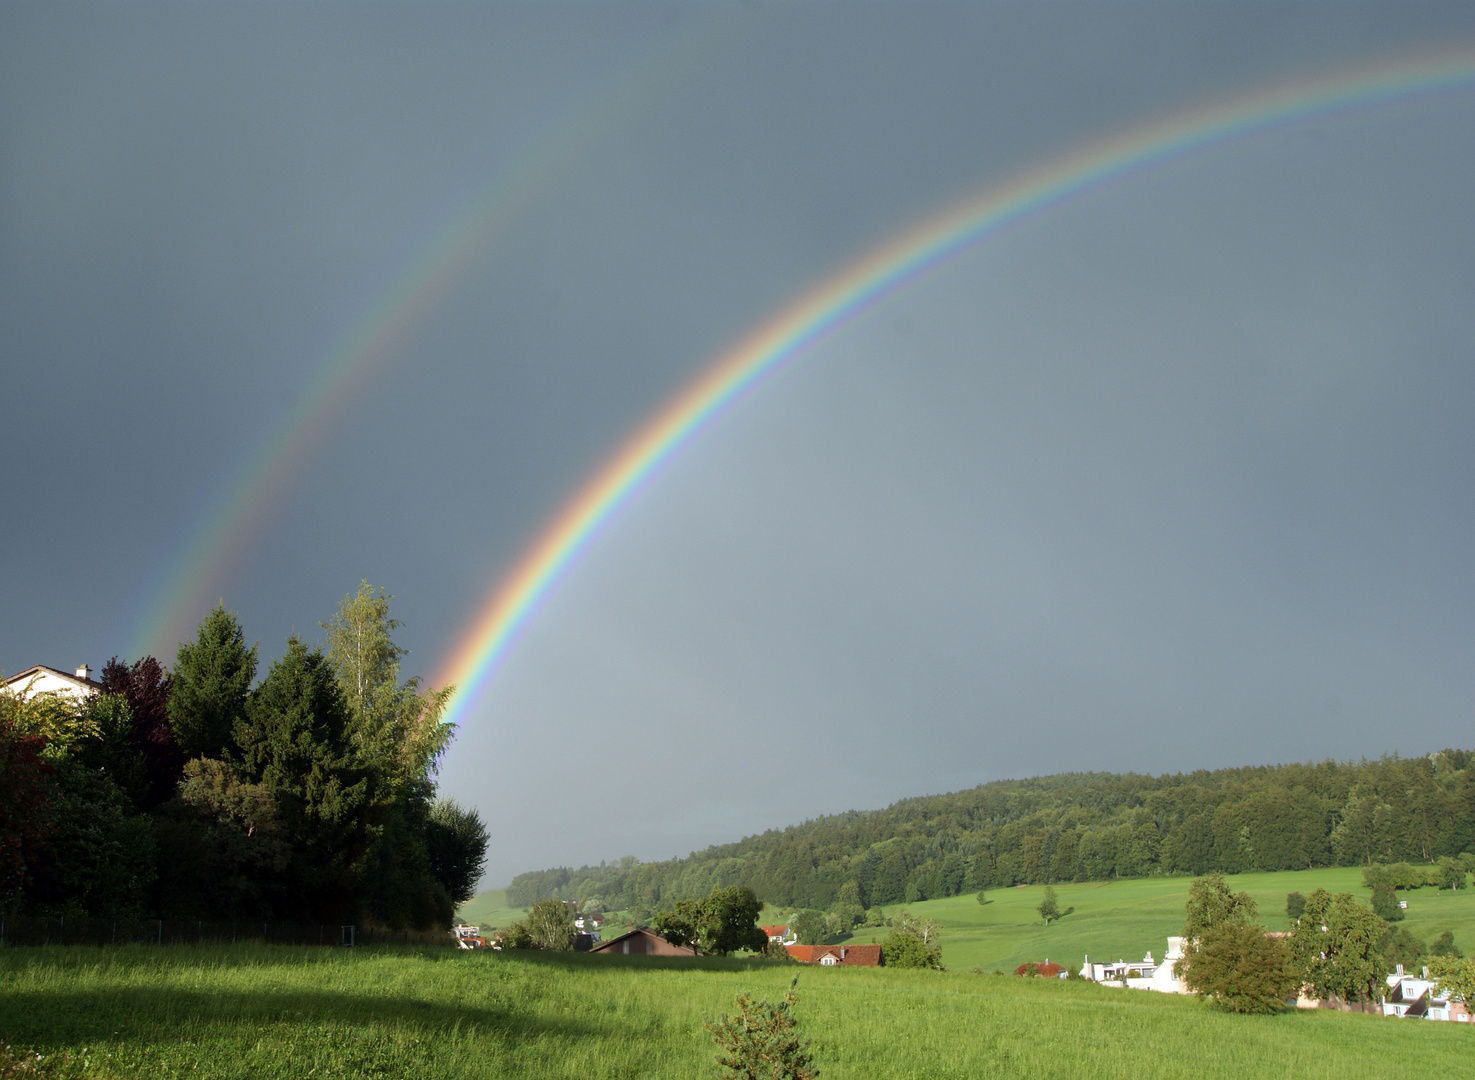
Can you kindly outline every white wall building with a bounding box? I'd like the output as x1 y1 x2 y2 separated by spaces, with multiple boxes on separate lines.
3 664 101 701
1082 937 1188 994
1383 969 1472 1022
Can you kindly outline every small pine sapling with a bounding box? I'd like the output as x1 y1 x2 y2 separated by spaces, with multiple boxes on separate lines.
706 977 818 1080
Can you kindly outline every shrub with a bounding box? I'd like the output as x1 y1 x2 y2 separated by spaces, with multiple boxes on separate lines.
1285 892 1306 921
1430 930 1461 958
705 978 817 1080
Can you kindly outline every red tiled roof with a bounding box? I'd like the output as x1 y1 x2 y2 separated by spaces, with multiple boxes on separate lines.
762 925 788 937
786 943 882 966
1014 961 1065 977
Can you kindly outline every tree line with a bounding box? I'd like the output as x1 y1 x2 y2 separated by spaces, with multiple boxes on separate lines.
508 752 1475 915
0 584 487 929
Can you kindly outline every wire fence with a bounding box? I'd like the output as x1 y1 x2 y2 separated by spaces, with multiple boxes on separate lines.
0 915 455 948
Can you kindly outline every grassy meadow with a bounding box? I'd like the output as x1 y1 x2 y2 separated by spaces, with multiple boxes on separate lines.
3 944 1473 1079
5 867 1470 1077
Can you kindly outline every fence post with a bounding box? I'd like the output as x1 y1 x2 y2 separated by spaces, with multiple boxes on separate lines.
157 920 162 945
112 920 117 946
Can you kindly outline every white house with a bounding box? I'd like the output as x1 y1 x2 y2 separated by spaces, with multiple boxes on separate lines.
1384 969 1472 1022
1082 937 1188 994
3 665 101 701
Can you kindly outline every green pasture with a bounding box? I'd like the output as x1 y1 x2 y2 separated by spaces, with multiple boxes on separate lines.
808 867 1475 972
2 944 1472 1079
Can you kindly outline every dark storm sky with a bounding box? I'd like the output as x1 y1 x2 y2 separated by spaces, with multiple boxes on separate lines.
3 2 1474 887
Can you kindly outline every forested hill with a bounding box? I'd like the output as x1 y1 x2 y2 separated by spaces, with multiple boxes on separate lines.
508 751 1475 912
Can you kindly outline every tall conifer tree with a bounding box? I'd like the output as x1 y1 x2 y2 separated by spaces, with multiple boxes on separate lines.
167 604 257 760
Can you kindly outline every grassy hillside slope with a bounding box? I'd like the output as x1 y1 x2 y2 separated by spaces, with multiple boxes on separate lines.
829 867 1475 972
1 945 1470 1079
455 887 527 929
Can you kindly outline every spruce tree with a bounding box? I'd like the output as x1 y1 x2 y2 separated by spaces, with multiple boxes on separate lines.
167 604 257 760
237 636 374 922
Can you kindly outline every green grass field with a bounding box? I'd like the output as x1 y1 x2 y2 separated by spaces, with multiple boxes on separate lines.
7 868 1466 1077
813 867 1475 972
2 944 1472 1079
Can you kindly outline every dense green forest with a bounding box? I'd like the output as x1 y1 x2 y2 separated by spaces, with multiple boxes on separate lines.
0 584 486 929
509 752 1475 913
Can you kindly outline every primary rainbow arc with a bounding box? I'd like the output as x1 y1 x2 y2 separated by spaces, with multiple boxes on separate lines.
432 48 1475 726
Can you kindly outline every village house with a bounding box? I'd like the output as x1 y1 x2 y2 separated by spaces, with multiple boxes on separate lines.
1081 937 1188 994
762 924 796 945
784 943 883 966
1381 967 1472 1022
3 664 101 701
590 928 698 957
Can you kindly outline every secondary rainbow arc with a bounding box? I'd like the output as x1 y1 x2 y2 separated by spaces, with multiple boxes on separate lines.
123 8 741 660
432 48 1475 725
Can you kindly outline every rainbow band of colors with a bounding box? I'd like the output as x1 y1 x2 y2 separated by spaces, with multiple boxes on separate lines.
432 48 1475 722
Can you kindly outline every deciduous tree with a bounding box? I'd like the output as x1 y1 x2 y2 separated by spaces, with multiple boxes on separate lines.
0 688 54 909
1429 956 1475 1003
1185 920 1298 1013
881 908 942 968
1175 874 1259 988
1288 889 1387 1004
523 897 575 950
425 797 488 907
100 656 182 809
1038 885 1061 924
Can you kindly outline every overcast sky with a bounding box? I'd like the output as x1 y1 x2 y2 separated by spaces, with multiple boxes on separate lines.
4 2 1475 889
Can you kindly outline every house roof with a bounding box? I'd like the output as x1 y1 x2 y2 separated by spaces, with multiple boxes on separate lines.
785 943 882 966
1015 961 1065 977
762 925 789 937
3 665 103 692
589 927 698 956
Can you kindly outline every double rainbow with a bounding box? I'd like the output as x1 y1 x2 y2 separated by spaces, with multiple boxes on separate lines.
432 48 1475 725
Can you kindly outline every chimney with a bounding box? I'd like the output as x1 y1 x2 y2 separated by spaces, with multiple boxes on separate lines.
75 664 91 681
1396 964 1404 975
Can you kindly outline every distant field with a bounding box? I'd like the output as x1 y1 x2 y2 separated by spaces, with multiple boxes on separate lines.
456 887 527 929
825 867 1475 972
2 944 1472 1079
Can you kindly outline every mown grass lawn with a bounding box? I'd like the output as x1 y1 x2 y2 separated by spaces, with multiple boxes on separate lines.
1 943 1471 1079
